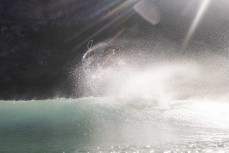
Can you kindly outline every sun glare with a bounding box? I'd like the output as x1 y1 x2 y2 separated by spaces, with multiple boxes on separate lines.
183 0 211 48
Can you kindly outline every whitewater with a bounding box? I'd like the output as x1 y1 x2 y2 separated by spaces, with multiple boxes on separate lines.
1 40 229 152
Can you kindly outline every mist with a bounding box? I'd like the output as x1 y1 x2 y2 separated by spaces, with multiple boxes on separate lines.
78 35 229 107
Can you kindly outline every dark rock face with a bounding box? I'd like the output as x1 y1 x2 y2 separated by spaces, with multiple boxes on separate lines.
0 0 229 100
0 0 133 99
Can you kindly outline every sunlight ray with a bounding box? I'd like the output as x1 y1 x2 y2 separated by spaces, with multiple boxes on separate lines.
182 0 211 49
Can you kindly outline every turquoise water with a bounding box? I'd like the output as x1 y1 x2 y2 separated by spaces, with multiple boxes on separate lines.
1 98 229 153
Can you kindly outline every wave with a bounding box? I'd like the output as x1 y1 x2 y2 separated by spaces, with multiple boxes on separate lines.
1 97 229 152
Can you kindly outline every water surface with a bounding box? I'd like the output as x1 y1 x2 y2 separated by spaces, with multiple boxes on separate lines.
1 98 229 153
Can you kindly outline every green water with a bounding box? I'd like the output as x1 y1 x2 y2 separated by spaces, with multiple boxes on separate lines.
1 98 229 153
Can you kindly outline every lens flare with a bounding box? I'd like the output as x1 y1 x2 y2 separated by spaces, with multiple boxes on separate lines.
183 0 211 49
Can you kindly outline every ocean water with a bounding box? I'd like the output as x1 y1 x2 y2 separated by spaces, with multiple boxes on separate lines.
1 97 229 153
